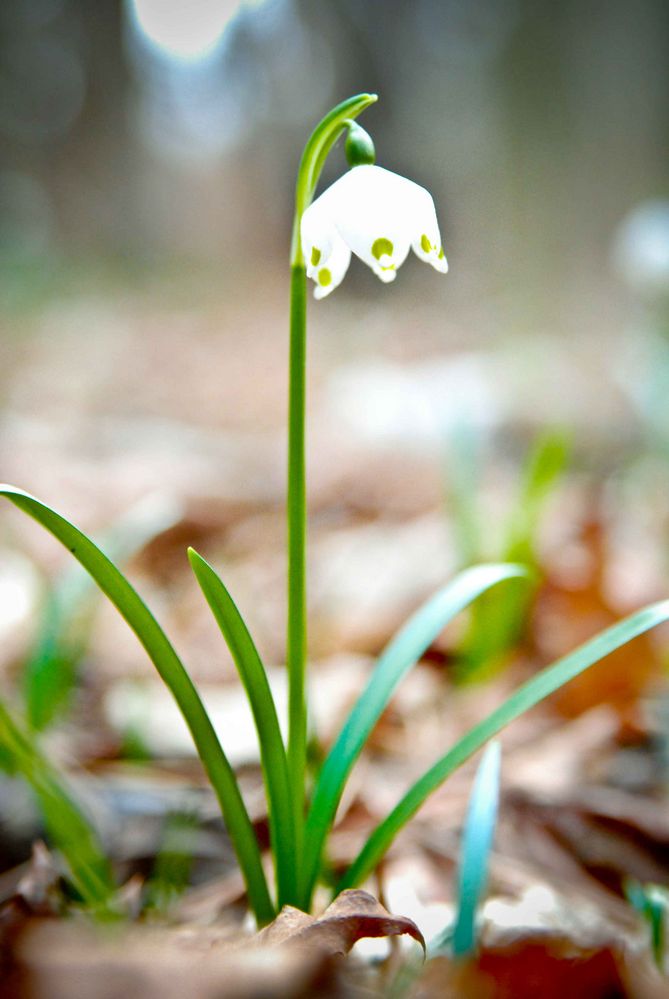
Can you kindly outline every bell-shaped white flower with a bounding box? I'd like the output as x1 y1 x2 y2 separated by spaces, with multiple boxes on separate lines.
301 164 448 298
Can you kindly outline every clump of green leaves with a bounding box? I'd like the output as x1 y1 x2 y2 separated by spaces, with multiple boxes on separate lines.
3 486 668 924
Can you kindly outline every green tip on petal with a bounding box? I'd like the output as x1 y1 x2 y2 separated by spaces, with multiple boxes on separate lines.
311 247 321 267
318 268 332 287
372 237 394 261
421 234 432 253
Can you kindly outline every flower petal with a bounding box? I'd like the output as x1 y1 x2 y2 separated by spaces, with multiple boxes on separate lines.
301 196 337 279
312 232 351 299
410 188 448 273
323 166 412 278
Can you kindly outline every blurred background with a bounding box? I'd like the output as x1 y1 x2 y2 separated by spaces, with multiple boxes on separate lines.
0 0 668 319
2 0 669 923
2 0 669 706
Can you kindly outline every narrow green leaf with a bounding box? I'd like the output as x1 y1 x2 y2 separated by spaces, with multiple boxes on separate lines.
145 811 198 915
459 428 570 679
339 598 669 891
25 493 181 732
0 485 274 925
451 740 501 957
300 564 528 907
0 697 116 914
188 548 296 907
505 428 570 564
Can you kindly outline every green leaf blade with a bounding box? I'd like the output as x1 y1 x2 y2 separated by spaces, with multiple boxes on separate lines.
1 484 274 925
339 598 669 892
24 493 182 732
301 563 529 907
188 548 297 907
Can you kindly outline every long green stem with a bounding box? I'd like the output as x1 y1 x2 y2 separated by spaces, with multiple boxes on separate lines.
285 94 378 885
286 262 308 843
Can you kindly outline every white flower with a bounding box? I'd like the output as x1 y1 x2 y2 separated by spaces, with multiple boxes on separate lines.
301 164 448 299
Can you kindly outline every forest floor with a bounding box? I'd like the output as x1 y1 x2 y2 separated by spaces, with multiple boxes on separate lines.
1 283 668 997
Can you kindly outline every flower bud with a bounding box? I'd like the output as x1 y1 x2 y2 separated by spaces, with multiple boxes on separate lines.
345 122 376 167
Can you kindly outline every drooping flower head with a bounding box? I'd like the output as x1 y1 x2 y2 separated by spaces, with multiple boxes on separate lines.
300 123 448 299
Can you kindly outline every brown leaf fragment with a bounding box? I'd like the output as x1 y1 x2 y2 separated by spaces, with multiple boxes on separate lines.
258 889 426 956
15 842 63 916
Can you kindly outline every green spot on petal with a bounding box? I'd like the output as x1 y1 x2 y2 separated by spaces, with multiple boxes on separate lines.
438 247 445 260
311 247 321 267
372 237 394 261
420 234 432 253
318 268 332 287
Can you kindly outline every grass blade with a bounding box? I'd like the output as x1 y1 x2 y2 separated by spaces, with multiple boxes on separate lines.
300 564 528 907
0 484 274 925
338 598 669 891
0 697 116 914
450 740 501 957
188 548 296 907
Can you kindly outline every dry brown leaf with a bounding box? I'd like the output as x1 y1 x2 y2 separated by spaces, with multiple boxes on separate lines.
533 517 662 722
414 943 629 999
412 882 664 999
257 889 426 955
6 919 344 999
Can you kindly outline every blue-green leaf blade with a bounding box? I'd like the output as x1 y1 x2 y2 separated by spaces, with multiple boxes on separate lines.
339 598 669 891
451 740 501 957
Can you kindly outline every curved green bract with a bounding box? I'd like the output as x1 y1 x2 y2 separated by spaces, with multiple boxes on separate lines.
188 548 296 907
290 92 377 266
338 598 669 891
300 564 528 907
0 485 274 926
0 697 116 915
